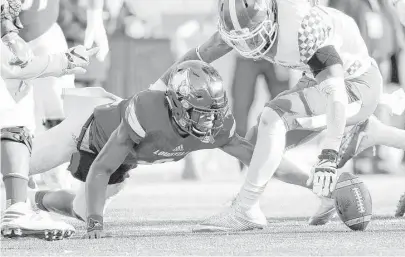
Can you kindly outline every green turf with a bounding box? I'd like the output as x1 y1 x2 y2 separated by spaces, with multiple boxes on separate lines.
1 173 405 256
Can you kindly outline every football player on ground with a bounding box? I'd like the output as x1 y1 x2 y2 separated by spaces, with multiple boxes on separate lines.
17 0 107 189
26 60 341 239
153 0 405 231
1 6 99 239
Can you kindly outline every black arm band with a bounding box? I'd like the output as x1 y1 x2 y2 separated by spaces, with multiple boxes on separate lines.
307 45 343 77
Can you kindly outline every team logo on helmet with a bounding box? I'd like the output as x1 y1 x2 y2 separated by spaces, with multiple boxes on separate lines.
165 60 229 143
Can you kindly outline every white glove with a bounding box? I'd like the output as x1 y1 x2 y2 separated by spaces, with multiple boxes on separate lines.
84 9 109 61
307 149 339 197
63 45 99 75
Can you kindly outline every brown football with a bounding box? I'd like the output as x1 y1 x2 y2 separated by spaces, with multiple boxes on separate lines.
333 172 372 231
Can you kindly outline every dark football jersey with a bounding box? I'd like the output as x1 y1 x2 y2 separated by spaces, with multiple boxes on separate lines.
19 0 60 41
89 90 235 166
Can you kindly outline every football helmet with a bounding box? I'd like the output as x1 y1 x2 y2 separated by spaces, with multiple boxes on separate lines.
218 0 278 60
165 60 229 143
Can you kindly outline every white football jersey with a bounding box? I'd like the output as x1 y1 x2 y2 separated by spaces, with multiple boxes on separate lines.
264 0 372 79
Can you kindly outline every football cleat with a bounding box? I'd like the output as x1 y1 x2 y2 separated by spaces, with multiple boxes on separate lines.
395 192 405 217
308 196 336 225
337 119 370 169
192 200 267 232
1 202 75 240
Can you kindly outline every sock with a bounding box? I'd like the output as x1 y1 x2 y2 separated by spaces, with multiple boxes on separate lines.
3 176 28 208
238 109 286 209
41 189 77 218
35 190 51 212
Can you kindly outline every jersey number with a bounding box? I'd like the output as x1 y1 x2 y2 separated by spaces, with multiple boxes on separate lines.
137 158 174 165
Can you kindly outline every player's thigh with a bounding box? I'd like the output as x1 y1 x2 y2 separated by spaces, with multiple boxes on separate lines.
246 123 321 150
72 181 127 221
0 82 36 132
266 76 324 130
345 61 383 126
30 111 90 175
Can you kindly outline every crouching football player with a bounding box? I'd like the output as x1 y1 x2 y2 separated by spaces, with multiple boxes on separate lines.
28 60 339 238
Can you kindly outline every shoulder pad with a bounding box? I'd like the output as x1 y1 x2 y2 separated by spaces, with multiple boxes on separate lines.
124 95 146 138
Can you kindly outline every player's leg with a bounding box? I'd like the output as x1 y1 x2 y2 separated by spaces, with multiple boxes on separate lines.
195 65 382 231
32 178 128 222
245 120 336 225
0 83 74 240
246 125 315 189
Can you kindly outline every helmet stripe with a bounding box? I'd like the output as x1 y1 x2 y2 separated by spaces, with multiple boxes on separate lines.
229 0 242 30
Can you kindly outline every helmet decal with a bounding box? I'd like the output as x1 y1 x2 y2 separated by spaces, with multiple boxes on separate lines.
165 60 230 143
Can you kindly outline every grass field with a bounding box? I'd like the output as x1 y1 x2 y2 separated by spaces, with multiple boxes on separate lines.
1 161 405 256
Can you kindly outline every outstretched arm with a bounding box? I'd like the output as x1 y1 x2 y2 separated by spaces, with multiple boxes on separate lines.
84 120 133 239
2 44 98 80
157 32 233 86
219 133 253 166
306 45 348 196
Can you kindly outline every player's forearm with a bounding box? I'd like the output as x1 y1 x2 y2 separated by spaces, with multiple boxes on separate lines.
221 134 254 166
159 32 232 85
85 166 111 219
160 48 201 85
320 78 348 151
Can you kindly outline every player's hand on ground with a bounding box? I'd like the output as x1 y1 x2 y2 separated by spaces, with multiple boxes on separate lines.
307 149 338 197
63 45 99 75
3 32 34 67
82 229 107 239
84 10 109 61
82 215 107 239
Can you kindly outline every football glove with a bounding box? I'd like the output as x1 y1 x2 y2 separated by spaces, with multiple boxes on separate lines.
63 45 99 75
3 32 34 67
307 149 338 197
84 9 109 61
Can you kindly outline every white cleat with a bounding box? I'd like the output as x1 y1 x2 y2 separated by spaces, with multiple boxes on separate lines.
308 196 336 226
1 202 75 240
395 192 405 217
193 200 267 232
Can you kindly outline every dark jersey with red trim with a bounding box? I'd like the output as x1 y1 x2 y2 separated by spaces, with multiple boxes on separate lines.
89 90 236 166
19 0 60 41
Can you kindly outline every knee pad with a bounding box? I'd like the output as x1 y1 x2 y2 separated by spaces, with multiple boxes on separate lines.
1 126 33 154
258 107 286 135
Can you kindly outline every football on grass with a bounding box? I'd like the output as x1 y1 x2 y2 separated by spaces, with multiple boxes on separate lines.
333 172 372 231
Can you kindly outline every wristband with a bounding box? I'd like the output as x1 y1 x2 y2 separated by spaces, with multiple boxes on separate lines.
318 149 338 163
87 214 103 232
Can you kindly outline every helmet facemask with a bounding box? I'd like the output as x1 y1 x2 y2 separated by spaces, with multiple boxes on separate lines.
166 89 229 144
218 0 278 60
